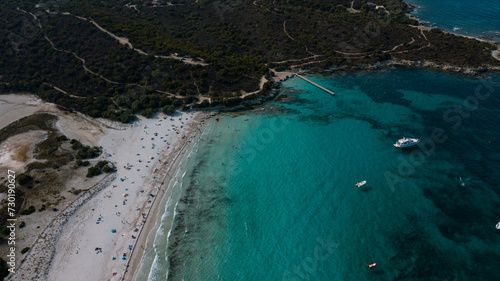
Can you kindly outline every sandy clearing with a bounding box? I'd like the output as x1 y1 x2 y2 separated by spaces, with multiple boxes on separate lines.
0 130 48 172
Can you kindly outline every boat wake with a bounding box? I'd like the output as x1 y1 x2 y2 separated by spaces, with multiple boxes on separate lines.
458 177 471 187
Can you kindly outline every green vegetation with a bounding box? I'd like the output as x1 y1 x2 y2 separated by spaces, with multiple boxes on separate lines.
78 146 101 159
17 174 33 186
76 160 90 167
21 247 30 254
0 113 101 244
162 105 176 115
0 0 498 122
141 108 157 118
102 165 115 174
0 114 76 170
70 139 102 159
20 206 36 216
0 114 67 238
86 160 114 178
0 114 58 144
72 189 83 196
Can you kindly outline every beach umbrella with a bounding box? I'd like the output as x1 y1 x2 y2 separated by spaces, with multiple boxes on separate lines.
111 229 116 233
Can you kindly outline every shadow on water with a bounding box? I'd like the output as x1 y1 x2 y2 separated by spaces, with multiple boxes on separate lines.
359 185 374 193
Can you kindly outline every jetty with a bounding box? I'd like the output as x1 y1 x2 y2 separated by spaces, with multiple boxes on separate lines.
296 74 335 96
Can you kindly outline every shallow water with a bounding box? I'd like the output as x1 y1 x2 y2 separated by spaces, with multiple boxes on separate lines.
137 68 500 281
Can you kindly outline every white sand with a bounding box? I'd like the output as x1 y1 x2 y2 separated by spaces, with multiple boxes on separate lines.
8 111 205 280
0 130 47 172
46 112 201 281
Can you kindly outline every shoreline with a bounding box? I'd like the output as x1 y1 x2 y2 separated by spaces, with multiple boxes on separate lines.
405 2 500 44
31 110 209 281
3 3 499 280
3 106 217 281
122 112 213 281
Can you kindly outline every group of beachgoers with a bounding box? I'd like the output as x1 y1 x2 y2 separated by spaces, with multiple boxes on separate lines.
94 113 195 279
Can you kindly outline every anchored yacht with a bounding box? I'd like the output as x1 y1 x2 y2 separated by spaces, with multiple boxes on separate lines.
393 137 420 148
355 181 366 188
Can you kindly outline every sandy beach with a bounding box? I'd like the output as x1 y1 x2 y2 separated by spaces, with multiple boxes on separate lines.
5 99 213 280
123 131 199 281
47 112 205 281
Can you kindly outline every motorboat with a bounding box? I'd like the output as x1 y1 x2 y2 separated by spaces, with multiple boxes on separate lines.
393 137 420 148
356 181 366 188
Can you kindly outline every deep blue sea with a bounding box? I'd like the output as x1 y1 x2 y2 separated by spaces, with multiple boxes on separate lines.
405 0 500 41
135 68 500 281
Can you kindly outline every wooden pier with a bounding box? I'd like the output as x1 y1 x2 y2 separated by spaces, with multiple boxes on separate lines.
296 74 335 96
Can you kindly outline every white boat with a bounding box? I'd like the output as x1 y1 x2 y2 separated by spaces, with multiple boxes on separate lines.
496 222 500 230
393 137 420 148
356 181 366 188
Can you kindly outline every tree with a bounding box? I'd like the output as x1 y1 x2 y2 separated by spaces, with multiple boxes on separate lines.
86 166 102 178
162 105 175 115
141 108 156 118
0 258 9 280
17 174 33 186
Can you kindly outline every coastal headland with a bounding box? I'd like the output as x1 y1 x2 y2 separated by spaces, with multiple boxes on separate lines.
0 0 500 280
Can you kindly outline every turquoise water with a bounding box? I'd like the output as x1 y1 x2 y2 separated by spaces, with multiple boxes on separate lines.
138 68 500 280
405 0 500 41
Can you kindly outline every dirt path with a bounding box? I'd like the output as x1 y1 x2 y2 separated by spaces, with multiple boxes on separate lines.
47 84 85 99
347 1 360 13
272 55 322 64
283 20 317 56
240 75 268 98
290 59 328 69
60 12 208 66
252 0 274 13
18 7 193 99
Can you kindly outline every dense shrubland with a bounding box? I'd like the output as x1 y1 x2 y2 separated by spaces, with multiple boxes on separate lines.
0 0 497 122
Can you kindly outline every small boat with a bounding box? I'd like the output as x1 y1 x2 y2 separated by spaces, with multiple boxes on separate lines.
393 137 420 148
367 262 377 268
356 181 367 188
496 222 500 230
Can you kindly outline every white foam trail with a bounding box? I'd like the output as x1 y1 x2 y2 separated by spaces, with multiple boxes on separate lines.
145 117 213 280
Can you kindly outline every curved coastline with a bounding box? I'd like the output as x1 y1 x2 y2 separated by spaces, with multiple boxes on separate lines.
404 0 500 43
402 0 500 41
7 2 500 280
123 113 214 281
